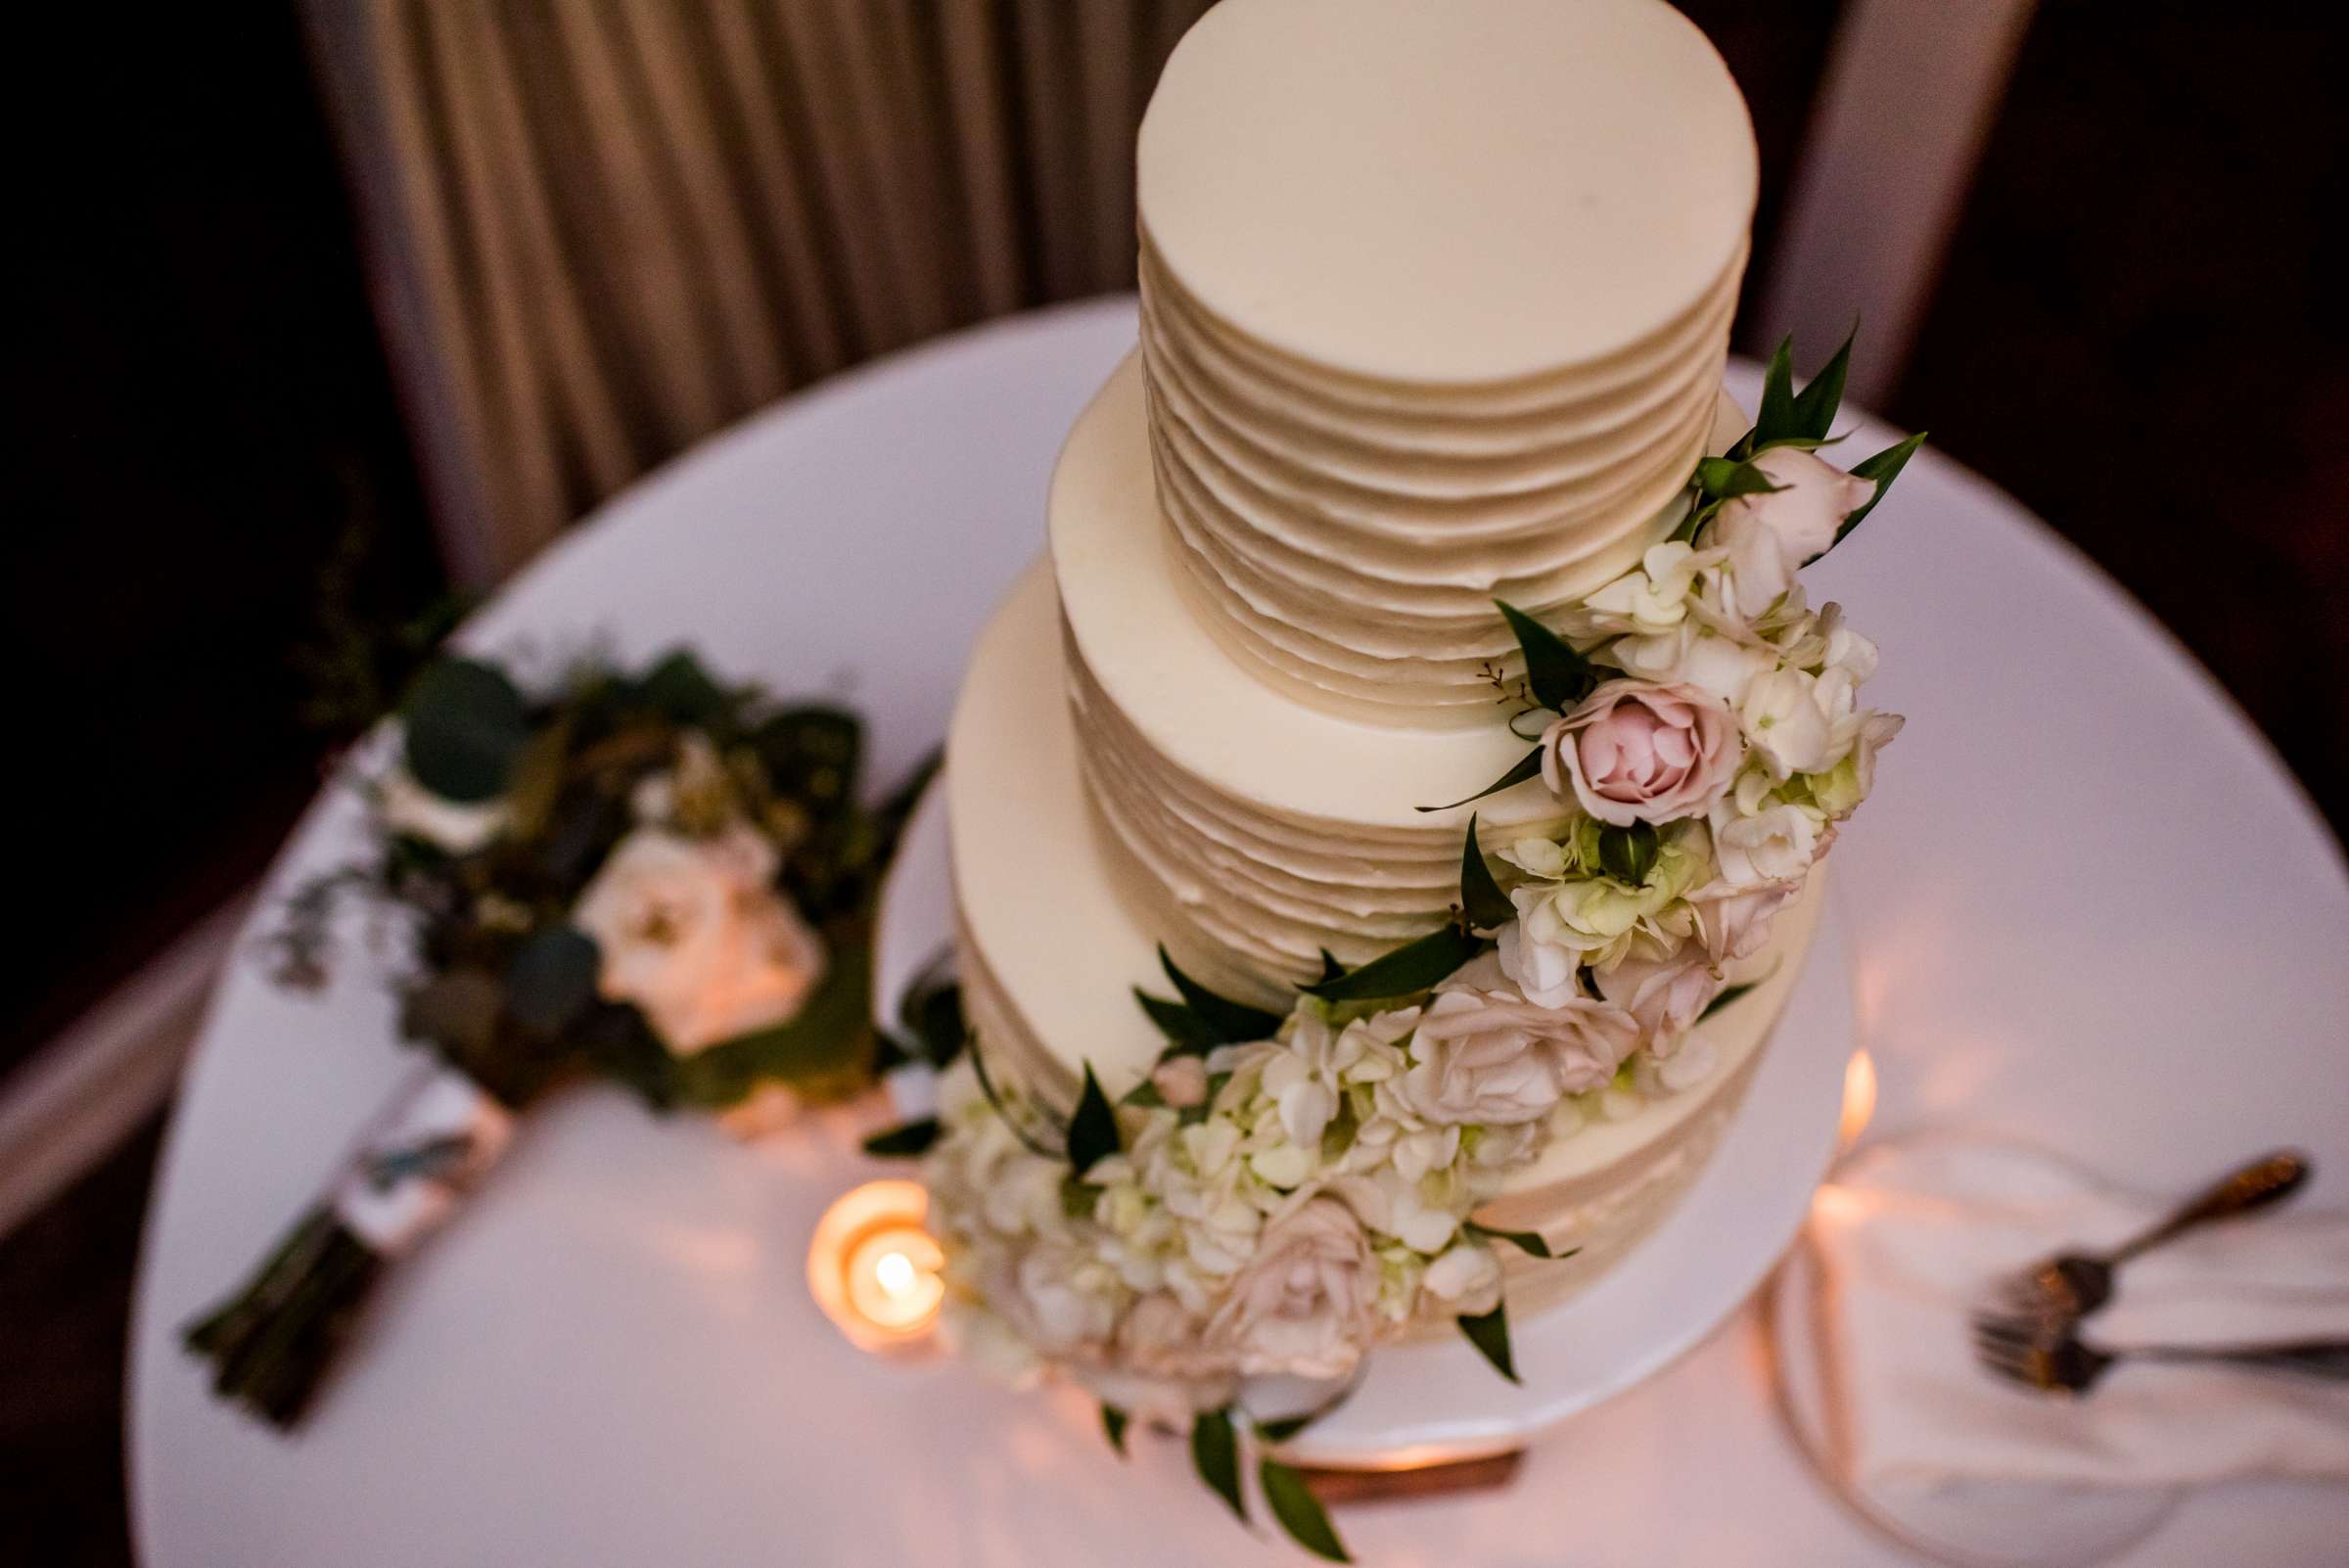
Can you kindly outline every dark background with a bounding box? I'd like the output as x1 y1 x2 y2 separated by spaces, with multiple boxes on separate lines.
3 5 2343 1564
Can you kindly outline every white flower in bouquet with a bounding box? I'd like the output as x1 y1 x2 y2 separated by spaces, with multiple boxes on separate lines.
572 823 825 1055
1259 1005 1417 1149
1709 446 1877 617
1607 619 1777 707
1575 541 1718 635
1634 1035 1720 1096
1420 1241 1505 1316
1400 954 1639 1125
1708 799 1823 887
1206 1189 1383 1379
378 766 510 853
1541 678 1742 827
1737 667 1839 778
1808 710 1905 817
1011 1236 1124 1354
1594 949 1717 1056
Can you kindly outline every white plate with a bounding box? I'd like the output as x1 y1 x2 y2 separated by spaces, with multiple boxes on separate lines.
131 302 2349 1568
873 775 1857 1464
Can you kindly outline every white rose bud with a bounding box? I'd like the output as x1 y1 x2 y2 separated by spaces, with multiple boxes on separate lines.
1710 446 1877 616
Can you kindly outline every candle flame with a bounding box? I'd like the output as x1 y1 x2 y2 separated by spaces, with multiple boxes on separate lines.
1838 1049 1876 1149
808 1179 944 1351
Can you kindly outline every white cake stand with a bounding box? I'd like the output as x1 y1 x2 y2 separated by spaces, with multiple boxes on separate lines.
873 774 1856 1466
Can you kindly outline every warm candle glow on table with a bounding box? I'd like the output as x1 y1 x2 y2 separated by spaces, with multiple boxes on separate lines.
1838 1049 1877 1149
808 1180 944 1351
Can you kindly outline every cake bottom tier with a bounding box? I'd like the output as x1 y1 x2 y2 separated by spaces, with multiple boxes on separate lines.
946 558 1827 1317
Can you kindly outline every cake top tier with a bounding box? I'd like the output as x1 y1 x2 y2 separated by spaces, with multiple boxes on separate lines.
1136 0 1758 388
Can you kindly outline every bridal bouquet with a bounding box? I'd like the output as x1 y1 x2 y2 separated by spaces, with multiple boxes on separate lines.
886 336 1919 1559
186 645 929 1426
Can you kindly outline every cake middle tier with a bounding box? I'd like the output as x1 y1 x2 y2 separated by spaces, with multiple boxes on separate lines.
1052 354 1739 999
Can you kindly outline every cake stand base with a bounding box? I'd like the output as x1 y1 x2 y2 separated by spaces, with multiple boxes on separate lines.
874 781 1857 1468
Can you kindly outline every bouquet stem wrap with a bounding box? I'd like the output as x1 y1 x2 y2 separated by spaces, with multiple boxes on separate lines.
183 1066 513 1426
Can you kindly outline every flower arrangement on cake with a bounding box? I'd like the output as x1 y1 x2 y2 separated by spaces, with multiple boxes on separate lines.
881 338 1918 1559
186 646 929 1426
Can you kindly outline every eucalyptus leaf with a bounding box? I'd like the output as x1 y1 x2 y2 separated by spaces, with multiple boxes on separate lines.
1260 1458 1351 1562
861 1118 941 1158
1833 431 1929 544
1189 1407 1246 1523
503 925 600 1039
1304 925 1486 1002
1066 1063 1122 1176
1788 324 1856 441
635 648 729 724
1160 946 1284 1042
401 658 530 803
1458 1300 1520 1384
1103 1404 1131 1457
1457 815 1515 932
1415 745 1543 813
1496 599 1598 713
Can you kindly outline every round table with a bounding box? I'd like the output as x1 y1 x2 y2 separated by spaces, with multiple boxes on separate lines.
130 298 2349 1567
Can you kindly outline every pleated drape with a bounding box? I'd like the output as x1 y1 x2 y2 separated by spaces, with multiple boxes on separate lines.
306 0 1215 585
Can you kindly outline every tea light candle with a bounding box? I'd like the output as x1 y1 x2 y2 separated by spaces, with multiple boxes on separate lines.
808 1179 944 1351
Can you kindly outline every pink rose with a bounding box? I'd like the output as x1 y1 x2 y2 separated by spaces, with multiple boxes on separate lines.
1689 876 1801 964
1595 951 1717 1056
1400 959 1641 1124
1541 679 1741 827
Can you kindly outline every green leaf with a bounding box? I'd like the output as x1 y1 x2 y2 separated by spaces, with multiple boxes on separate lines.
1102 1404 1131 1458
1464 1222 1581 1262
1748 334 1798 453
1304 925 1487 1002
749 705 863 812
1833 431 1929 544
503 925 600 1039
1066 1063 1122 1176
1121 1078 1168 1109
1698 978 1760 1021
1597 822 1660 885
1495 600 1598 714
1261 1458 1351 1562
1415 745 1543 813
1694 455 1787 500
1789 324 1856 441
1315 950 1349 987
1134 989 1224 1053
401 658 530 803
1457 815 1515 932
1458 1301 1520 1384
635 649 729 724
861 1118 941 1158
1190 1407 1247 1523
1159 946 1284 1042
1253 1413 1314 1444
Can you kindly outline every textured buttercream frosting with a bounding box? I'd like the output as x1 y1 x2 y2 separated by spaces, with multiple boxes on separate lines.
1132 0 1758 717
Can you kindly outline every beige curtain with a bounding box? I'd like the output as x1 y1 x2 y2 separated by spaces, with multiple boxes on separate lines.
304 0 1214 586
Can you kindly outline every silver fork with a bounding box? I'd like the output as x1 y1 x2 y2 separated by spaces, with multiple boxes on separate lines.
1970 1314 2349 1395
1993 1149 2311 1324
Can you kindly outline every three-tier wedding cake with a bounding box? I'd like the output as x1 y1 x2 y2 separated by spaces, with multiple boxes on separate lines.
919 0 1913 1510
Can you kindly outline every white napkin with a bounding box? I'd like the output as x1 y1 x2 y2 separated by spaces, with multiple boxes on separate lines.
1809 1133 2349 1490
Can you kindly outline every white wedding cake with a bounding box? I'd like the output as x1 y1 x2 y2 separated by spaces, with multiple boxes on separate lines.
921 0 1911 1492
